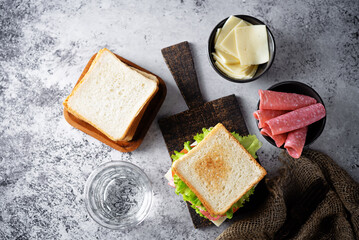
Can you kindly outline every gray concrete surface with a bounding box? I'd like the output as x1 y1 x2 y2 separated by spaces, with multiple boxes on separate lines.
0 0 358 239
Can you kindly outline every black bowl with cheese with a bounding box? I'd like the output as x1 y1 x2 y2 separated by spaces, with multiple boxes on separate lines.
208 15 276 83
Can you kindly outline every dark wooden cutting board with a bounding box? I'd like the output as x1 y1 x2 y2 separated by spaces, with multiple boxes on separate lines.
158 41 267 228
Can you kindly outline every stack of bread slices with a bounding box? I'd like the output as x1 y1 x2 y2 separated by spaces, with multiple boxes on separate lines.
63 48 159 142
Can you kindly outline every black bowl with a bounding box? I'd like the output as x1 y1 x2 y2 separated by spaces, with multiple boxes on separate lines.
256 81 326 148
208 15 276 83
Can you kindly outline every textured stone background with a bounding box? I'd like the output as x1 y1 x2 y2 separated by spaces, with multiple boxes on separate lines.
0 0 358 239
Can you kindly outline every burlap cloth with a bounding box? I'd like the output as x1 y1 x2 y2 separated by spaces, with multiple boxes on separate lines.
217 149 359 240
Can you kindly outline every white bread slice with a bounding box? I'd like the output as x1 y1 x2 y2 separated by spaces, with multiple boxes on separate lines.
63 48 159 141
172 123 266 216
129 66 159 85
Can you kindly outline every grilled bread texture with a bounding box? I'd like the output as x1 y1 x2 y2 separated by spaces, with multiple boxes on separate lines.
172 123 266 216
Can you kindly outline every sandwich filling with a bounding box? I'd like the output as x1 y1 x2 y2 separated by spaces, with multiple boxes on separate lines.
166 127 262 222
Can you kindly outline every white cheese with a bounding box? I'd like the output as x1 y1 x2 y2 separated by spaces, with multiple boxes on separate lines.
219 20 249 58
235 25 269 65
214 28 221 45
212 52 230 67
215 61 248 79
211 216 227 227
215 61 256 80
215 16 243 49
164 167 172 182
222 62 258 76
216 49 240 64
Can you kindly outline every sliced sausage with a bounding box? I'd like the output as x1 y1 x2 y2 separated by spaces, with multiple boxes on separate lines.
261 126 287 147
259 90 317 110
253 109 288 128
266 103 326 135
284 127 308 159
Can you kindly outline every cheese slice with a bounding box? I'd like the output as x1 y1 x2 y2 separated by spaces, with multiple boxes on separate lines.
215 61 256 80
214 61 246 79
212 52 238 67
245 64 258 78
219 29 238 58
212 216 227 227
164 167 173 182
214 28 221 45
215 16 243 48
221 61 257 76
214 28 240 64
216 49 240 64
219 20 249 58
212 54 248 75
235 25 269 65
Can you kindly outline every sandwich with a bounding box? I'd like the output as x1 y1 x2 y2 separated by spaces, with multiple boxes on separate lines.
164 123 266 226
63 48 159 142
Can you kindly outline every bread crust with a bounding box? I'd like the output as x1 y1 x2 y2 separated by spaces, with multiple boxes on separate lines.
63 48 158 142
172 123 267 216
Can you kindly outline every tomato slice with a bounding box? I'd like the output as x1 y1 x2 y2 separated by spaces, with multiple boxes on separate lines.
180 149 188 154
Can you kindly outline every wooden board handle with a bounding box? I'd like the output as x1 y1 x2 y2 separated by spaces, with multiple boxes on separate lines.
161 41 204 109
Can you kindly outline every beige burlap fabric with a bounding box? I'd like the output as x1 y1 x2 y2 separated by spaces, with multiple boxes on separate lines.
217 150 359 240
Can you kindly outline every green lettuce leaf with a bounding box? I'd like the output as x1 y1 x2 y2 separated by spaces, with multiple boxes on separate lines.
171 127 262 220
183 141 192 152
173 174 202 206
225 186 255 219
171 141 193 161
231 133 262 159
190 204 207 219
193 127 213 143
171 151 185 161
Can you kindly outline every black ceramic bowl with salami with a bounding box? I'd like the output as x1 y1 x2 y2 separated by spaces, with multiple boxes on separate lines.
256 81 326 148
208 15 276 83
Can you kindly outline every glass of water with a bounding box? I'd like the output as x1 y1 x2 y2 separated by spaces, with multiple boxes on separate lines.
84 161 153 229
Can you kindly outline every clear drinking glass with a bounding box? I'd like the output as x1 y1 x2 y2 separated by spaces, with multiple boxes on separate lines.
84 161 153 229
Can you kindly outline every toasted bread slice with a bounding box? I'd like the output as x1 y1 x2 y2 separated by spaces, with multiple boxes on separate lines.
63 48 158 141
172 123 266 216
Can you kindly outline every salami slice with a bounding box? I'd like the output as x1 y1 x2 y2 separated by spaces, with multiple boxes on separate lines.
253 110 287 128
259 90 317 110
261 126 287 147
284 127 308 159
266 103 326 135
